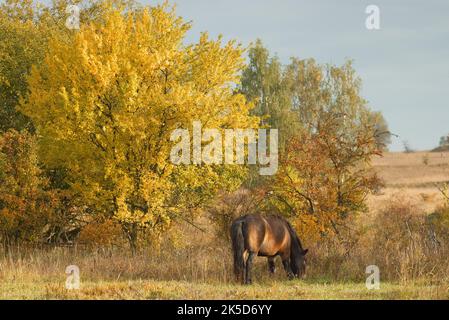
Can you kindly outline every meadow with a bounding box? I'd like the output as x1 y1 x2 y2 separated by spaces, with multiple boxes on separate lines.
1 151 448 300
1 0 448 302
371 151 449 212
0 242 447 300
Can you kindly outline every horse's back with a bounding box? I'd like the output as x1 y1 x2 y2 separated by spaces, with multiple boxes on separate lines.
235 214 290 256
262 215 290 242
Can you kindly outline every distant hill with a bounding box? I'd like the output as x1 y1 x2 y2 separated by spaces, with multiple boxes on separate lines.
432 145 449 152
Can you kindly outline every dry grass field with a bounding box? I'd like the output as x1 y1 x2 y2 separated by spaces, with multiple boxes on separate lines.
1 151 448 300
0 243 447 300
369 151 449 214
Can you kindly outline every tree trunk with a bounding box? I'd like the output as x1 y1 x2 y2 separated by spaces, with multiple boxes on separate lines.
123 223 138 255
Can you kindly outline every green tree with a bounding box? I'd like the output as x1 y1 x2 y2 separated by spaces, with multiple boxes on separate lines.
0 0 45 131
240 40 391 151
440 134 449 147
240 39 299 149
241 41 385 244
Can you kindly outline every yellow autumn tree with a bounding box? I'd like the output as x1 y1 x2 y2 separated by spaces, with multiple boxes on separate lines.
20 3 258 251
0 0 128 131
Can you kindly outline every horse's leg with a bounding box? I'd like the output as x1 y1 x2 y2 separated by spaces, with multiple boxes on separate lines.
245 252 256 284
282 258 294 280
267 257 276 274
235 250 245 284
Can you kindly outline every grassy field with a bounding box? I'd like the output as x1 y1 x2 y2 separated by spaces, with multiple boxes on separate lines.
369 151 449 213
2 279 448 300
1 243 447 300
1 151 448 300
1 244 447 300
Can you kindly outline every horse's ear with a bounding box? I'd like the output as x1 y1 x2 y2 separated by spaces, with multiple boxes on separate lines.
303 249 309 255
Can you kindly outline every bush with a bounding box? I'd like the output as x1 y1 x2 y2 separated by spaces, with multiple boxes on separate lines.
0 130 83 245
0 130 48 244
427 205 449 246
208 189 266 242
302 196 449 283
370 200 427 281
367 199 448 282
78 219 124 247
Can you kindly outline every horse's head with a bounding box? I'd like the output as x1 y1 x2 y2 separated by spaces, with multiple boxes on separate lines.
291 248 308 278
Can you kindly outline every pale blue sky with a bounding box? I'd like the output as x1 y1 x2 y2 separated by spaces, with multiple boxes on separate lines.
143 0 449 151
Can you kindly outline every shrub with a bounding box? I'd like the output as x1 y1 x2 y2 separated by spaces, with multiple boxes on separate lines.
427 205 449 246
0 130 83 245
208 189 266 242
368 198 449 282
0 130 48 244
302 196 449 283
78 219 124 247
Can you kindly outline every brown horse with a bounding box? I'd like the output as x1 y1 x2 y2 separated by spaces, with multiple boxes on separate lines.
230 214 308 284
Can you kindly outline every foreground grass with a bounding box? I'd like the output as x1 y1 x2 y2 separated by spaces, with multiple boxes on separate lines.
1 245 448 300
1 278 448 300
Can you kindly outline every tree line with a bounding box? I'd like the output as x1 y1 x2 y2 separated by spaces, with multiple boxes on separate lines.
0 0 391 251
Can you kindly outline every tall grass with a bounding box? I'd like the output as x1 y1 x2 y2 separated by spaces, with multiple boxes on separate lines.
1 197 448 299
306 198 449 284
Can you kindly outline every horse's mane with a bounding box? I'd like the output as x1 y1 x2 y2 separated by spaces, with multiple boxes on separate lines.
284 219 304 253
284 219 306 276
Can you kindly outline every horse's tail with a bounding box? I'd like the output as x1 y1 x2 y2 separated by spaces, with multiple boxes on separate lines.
230 218 245 282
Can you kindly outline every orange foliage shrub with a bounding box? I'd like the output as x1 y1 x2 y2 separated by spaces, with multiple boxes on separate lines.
0 130 82 244
0 130 49 243
78 219 123 247
271 115 382 243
